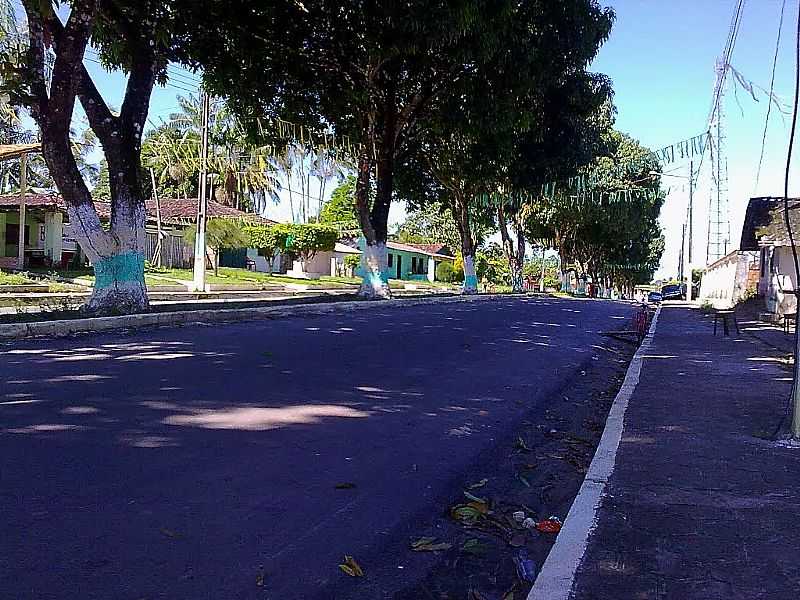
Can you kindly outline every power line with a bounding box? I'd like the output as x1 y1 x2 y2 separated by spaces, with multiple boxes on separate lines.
783 0 800 437
754 0 787 193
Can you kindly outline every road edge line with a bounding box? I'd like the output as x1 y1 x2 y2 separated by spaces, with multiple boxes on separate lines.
527 305 662 600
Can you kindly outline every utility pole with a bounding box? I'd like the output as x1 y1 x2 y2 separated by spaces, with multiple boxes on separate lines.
17 153 27 270
685 159 694 302
192 91 211 292
539 246 546 293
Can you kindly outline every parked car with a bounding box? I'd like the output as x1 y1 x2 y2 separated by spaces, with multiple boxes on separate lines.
661 283 685 301
647 290 663 303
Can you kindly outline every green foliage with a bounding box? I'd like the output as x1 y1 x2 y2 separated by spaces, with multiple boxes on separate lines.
244 224 288 268
282 223 338 260
477 244 511 285
394 204 464 255
435 261 459 283
318 176 359 229
344 254 361 270
93 160 111 201
142 95 281 212
522 129 665 288
184 219 249 252
451 253 466 281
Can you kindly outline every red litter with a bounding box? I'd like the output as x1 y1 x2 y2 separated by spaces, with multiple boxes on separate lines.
535 517 562 534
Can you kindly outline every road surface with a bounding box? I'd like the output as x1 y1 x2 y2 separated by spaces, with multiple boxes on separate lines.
0 296 634 599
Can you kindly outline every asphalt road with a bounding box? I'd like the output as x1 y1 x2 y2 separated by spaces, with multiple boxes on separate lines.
0 296 635 599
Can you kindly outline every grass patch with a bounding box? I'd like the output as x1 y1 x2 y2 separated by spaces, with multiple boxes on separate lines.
0 270 37 286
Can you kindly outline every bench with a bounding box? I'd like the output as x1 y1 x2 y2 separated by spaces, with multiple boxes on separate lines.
713 309 739 336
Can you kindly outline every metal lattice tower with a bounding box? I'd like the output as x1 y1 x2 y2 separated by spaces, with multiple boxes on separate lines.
706 59 732 264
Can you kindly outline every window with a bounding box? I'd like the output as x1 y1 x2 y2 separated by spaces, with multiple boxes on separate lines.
5 224 29 245
388 253 393 267
411 257 417 272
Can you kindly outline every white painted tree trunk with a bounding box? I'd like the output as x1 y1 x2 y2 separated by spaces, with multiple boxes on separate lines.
462 254 478 295
358 242 392 299
69 201 149 314
560 270 571 293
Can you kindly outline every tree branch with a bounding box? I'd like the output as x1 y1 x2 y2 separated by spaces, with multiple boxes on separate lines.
40 5 118 146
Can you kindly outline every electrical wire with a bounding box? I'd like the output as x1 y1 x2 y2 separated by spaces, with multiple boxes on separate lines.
754 0 786 193
781 0 800 437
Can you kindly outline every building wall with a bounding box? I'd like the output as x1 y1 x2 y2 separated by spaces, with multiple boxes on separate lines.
699 251 758 308
759 246 798 316
1 211 47 259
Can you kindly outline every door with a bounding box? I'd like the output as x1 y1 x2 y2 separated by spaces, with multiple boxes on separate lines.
396 255 402 280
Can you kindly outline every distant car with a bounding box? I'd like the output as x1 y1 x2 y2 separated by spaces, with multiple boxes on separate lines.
647 291 663 303
661 284 684 301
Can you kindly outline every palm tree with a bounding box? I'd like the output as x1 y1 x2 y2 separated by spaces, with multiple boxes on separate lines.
141 94 282 213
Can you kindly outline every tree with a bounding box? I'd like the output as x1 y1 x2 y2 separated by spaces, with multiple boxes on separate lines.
318 176 359 232
522 129 665 295
142 95 282 213
6 0 187 313
180 1 532 299
395 1 615 294
283 223 338 264
184 218 248 276
244 224 288 273
394 204 464 256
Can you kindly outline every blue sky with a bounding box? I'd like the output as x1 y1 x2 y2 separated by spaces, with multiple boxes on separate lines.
25 1 800 278
593 0 797 277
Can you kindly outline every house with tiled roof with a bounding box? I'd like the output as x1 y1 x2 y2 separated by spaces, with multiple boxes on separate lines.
0 193 274 270
352 238 455 282
739 196 800 318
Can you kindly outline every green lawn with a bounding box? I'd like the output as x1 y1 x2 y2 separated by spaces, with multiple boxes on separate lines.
0 270 37 286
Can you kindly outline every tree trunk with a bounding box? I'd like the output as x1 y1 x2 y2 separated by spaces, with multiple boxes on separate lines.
453 193 478 294
497 203 524 293
354 147 391 299
356 95 395 300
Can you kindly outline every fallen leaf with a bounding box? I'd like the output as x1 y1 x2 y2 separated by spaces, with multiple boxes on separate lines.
467 478 488 490
517 473 531 488
339 555 364 577
335 482 357 489
411 537 452 552
514 437 532 452
450 504 486 525
463 490 487 504
255 570 265 587
461 538 488 556
467 589 490 600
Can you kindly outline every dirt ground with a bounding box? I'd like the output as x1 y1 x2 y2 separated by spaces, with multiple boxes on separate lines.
395 332 637 600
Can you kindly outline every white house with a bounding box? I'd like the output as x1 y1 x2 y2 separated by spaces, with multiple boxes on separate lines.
740 196 800 318
698 250 758 308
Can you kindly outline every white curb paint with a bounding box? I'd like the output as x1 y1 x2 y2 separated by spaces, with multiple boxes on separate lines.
0 293 514 341
527 305 661 600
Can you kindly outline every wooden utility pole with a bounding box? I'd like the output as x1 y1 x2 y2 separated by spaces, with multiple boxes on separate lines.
17 153 27 270
192 91 211 292
149 168 163 268
685 160 695 301
539 246 546 293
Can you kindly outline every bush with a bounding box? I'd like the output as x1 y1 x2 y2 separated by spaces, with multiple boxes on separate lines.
344 254 361 269
283 223 338 261
436 261 459 282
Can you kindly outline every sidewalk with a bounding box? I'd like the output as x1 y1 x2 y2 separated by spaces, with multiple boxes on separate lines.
533 305 800 600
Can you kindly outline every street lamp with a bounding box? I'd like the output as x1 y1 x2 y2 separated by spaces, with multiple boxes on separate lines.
650 163 696 302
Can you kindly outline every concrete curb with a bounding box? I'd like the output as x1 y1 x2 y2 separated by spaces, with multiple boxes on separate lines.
0 293 509 341
527 305 662 600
